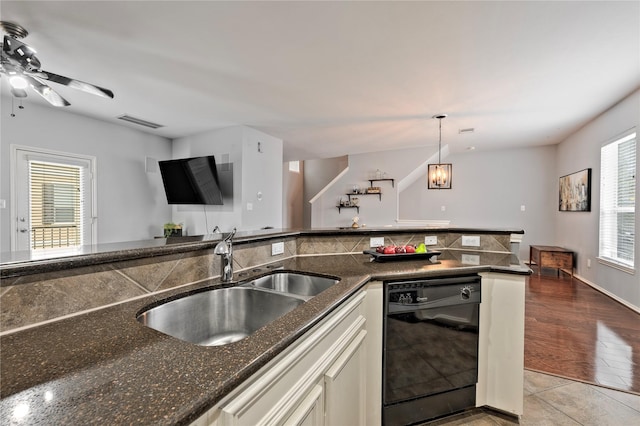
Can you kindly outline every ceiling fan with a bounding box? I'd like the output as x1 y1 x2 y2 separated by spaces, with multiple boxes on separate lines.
0 20 114 108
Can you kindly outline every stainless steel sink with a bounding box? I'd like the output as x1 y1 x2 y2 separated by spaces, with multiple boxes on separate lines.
250 272 338 297
137 287 304 346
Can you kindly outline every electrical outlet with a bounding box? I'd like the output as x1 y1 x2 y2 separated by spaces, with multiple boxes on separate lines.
271 242 285 256
424 236 438 245
246 202 253 211
587 258 591 268
370 237 385 247
441 205 446 212
271 241 284 256
461 235 480 247
521 205 526 211
461 254 480 265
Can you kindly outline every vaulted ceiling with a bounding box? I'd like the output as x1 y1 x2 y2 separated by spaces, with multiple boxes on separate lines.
1 1 638 160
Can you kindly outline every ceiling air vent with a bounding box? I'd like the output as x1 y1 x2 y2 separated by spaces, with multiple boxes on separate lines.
117 114 164 129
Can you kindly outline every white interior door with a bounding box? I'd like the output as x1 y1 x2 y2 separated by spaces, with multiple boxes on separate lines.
12 146 96 252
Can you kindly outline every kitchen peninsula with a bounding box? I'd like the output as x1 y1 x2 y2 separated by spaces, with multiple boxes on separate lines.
0 227 529 425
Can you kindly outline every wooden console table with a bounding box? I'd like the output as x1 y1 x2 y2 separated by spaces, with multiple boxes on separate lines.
529 245 574 279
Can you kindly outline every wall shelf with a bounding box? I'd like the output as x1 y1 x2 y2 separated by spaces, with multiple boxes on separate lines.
368 178 395 188
346 192 382 201
336 177 393 214
336 205 359 214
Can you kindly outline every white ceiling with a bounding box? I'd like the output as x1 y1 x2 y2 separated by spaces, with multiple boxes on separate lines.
1 1 638 161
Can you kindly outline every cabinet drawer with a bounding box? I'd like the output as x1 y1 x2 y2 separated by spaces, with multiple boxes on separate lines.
540 251 573 269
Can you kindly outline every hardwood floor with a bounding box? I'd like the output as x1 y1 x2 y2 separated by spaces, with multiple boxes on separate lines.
524 268 640 395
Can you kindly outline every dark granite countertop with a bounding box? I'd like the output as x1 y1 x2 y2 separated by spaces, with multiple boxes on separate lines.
0 249 529 425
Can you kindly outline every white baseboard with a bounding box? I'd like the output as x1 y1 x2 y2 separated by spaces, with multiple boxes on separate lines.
574 273 640 314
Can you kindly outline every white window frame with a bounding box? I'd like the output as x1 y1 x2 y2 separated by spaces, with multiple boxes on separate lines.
598 129 636 274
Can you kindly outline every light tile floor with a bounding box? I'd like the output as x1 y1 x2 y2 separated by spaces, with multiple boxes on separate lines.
428 370 640 425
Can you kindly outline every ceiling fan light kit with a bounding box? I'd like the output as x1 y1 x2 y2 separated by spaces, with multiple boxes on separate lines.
9 74 27 89
0 20 114 115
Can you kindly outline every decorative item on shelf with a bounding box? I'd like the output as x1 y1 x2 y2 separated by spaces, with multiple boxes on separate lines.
428 114 453 189
375 169 382 179
366 186 381 194
163 222 182 238
352 184 360 194
351 197 359 206
351 216 360 228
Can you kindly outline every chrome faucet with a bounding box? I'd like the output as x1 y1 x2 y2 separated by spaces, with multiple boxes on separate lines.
214 227 236 282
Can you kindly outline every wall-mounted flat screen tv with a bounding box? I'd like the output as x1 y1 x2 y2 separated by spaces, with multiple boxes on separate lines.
159 156 224 205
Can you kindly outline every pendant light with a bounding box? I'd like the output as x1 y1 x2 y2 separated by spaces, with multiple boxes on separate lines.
428 114 452 189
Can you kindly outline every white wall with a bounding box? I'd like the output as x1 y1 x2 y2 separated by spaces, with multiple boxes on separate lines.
241 126 283 230
308 144 556 259
555 89 640 308
0 97 172 251
400 145 558 259
171 125 283 234
310 147 432 229
303 156 348 228
283 161 304 229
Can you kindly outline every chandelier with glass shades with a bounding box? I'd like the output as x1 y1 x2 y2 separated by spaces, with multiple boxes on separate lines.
428 114 452 189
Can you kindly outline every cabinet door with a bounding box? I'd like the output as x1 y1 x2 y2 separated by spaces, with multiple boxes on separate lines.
324 330 367 426
283 383 324 426
216 292 366 426
477 272 525 416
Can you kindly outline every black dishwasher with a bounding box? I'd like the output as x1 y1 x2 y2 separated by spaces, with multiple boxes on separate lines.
383 274 481 426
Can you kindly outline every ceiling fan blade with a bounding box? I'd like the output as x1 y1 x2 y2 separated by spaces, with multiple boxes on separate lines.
25 75 70 107
38 70 114 99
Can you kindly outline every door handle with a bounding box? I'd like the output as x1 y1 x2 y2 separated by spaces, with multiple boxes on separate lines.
19 228 30 233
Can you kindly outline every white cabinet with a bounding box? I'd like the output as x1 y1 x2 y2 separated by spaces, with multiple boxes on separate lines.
283 382 324 426
204 290 369 426
362 281 382 426
477 272 525 416
324 330 367 425
198 272 525 426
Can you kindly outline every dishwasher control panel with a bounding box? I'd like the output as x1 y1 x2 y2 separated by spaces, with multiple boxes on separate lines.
386 275 481 309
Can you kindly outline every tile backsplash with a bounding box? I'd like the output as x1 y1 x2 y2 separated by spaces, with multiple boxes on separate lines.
0 232 511 332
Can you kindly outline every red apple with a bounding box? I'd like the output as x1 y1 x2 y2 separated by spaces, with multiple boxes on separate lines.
405 245 416 253
375 245 385 254
395 246 406 254
383 246 396 254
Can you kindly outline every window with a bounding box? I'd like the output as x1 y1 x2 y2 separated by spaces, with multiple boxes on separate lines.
29 161 83 249
289 160 300 173
599 130 636 271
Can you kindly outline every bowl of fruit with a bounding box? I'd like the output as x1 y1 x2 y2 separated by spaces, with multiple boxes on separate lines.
363 243 440 262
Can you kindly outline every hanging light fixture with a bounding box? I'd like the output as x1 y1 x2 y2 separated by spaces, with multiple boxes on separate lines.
428 114 452 189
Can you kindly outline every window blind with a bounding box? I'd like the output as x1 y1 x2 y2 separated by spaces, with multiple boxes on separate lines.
29 161 83 249
599 131 636 269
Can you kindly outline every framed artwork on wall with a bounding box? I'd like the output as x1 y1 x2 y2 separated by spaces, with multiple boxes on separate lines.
559 168 591 212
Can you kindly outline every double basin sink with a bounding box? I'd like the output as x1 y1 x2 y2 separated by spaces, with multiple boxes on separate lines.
137 272 339 347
